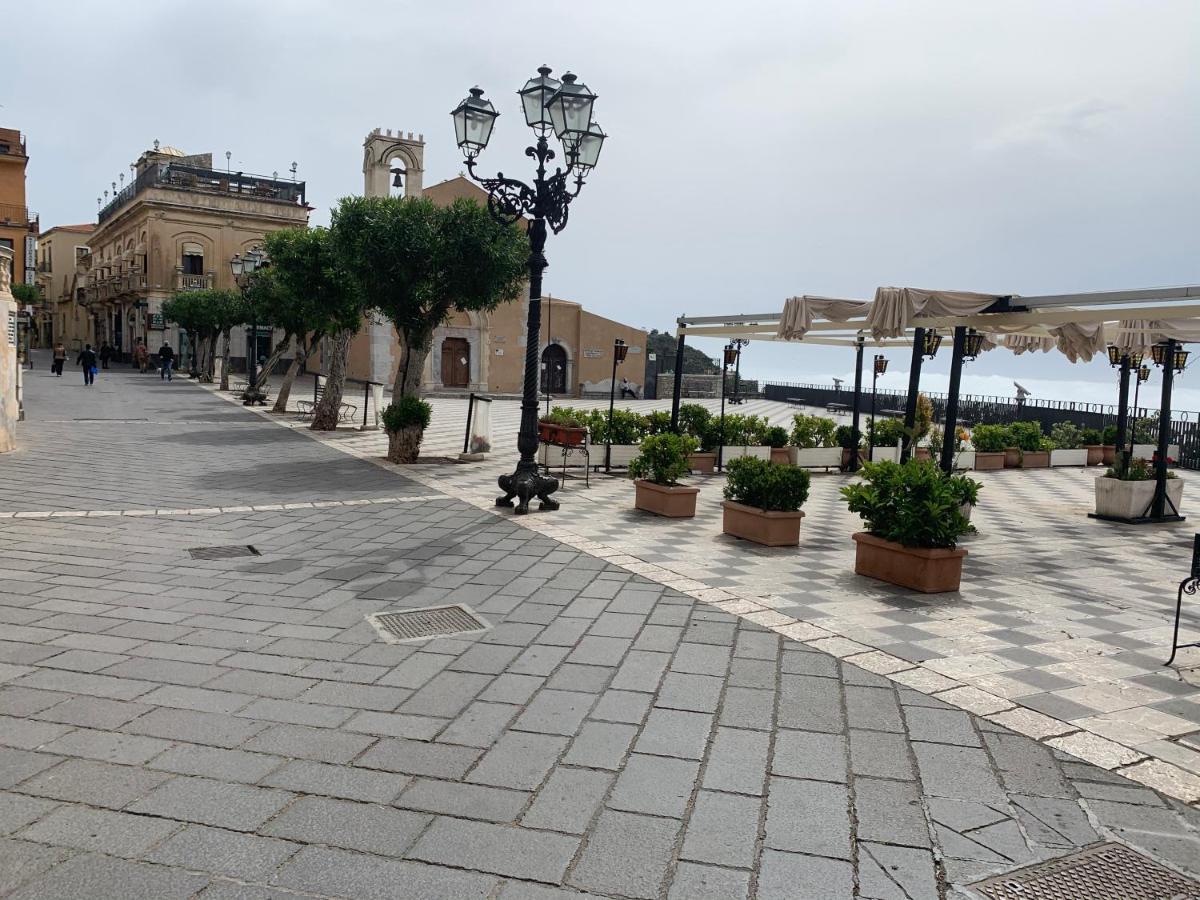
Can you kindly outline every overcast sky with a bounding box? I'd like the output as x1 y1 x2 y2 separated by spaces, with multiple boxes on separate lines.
10 1 1199 406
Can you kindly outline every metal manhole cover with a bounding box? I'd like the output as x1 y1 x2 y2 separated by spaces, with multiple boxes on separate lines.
971 843 1200 900
366 604 490 644
188 545 261 560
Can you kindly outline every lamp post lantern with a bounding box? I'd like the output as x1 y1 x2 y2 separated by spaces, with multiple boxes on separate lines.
717 343 737 472
453 67 605 515
869 354 888 461
231 247 268 405
605 338 628 472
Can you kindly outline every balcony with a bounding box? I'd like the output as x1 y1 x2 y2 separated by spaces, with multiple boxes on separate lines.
175 272 214 292
0 203 35 230
98 162 307 225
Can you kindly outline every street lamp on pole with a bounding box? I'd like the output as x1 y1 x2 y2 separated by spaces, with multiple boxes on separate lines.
453 66 606 515
718 343 738 472
230 247 268 406
605 338 628 472
730 338 747 403
869 354 888 461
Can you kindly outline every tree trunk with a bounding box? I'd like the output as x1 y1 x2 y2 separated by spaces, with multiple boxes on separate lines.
202 333 219 383
311 328 352 431
219 327 232 391
387 425 424 463
274 331 319 413
392 328 431 401
254 331 291 393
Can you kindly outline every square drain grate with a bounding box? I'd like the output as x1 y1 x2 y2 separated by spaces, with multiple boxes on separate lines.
188 544 261 561
367 604 490 644
971 842 1200 900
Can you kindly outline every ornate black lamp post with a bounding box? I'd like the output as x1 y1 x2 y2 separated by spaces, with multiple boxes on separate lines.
230 247 268 406
938 328 984 473
605 338 628 472
453 66 606 515
717 343 739 471
730 338 747 403
1129 357 1149 459
868 353 888 461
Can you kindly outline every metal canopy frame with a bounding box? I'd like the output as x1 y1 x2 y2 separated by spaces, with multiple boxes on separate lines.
668 284 1200 525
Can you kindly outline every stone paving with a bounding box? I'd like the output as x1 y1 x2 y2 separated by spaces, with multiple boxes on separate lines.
256 381 1200 803
0 360 1198 899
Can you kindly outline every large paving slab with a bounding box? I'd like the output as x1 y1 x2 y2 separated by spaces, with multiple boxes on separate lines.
0 358 1197 898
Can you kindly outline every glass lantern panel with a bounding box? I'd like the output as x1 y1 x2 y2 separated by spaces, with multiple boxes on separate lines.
574 125 605 169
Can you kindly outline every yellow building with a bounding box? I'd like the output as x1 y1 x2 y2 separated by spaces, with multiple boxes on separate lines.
80 143 310 363
36 224 94 349
0 128 38 290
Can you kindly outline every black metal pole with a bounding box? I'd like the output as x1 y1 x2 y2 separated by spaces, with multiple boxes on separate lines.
670 328 686 432
718 358 728 472
1151 341 1176 519
1115 357 1131 476
464 392 475 454
1130 374 1142 462
869 364 879 463
940 326 967 473
900 327 925 462
606 350 618 473
733 342 742 402
849 338 864 473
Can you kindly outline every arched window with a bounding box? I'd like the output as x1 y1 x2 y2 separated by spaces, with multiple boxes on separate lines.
181 242 204 275
541 344 567 394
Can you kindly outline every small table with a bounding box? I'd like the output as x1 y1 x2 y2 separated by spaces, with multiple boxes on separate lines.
826 403 849 414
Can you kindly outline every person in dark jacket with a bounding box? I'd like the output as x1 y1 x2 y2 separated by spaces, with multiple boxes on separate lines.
77 344 98 386
99 342 113 369
158 343 176 381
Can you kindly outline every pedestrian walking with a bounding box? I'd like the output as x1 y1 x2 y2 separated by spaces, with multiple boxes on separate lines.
77 344 98 386
99 342 113 370
620 376 639 399
158 342 175 381
51 341 66 377
133 339 149 373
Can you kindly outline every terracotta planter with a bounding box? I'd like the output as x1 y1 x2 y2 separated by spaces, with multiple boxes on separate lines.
841 448 861 470
915 447 932 461
1094 476 1184 519
1084 445 1105 466
634 480 699 518
1003 447 1021 468
688 452 717 474
852 532 967 593
770 447 792 465
722 501 804 546
1021 450 1050 468
538 421 587 447
973 451 1006 470
1102 445 1116 465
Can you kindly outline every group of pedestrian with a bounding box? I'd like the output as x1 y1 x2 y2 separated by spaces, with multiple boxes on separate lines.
49 338 176 386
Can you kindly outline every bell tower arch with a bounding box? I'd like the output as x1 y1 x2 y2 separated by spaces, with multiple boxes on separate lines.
363 129 425 198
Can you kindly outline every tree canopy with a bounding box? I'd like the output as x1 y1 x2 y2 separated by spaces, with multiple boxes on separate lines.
647 329 720 374
259 227 362 338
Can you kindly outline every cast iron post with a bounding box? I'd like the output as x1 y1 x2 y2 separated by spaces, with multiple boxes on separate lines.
900 327 925 462
849 337 864 473
939 326 967 473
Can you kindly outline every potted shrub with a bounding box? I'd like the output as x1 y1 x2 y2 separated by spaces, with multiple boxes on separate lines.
1049 421 1088 467
841 460 977 593
866 417 905 463
1010 421 1050 468
722 456 810 546
1081 427 1105 466
383 396 433 464
969 424 1008 470
950 469 982 522
908 393 934 460
718 414 772 463
538 407 588 447
1101 425 1119 465
588 408 648 468
1094 457 1183 519
629 433 701 518
679 404 717 473
764 425 792 465
790 414 841 469
836 424 863 470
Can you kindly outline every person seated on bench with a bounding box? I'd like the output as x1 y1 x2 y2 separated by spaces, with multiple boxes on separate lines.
619 377 638 399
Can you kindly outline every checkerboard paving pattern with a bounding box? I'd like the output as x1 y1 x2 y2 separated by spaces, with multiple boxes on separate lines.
262 388 1200 804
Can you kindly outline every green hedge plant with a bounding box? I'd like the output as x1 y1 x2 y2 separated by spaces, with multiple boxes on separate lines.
724 456 810 512
1102 425 1119 445
382 395 432 433
1080 427 1104 446
970 423 1010 452
1049 421 1082 449
841 460 979 549
541 406 589 429
790 414 838 449
1008 421 1044 451
764 425 790 448
867 417 906 447
678 404 714 450
629 433 699 486
586 408 649 445
835 424 862 450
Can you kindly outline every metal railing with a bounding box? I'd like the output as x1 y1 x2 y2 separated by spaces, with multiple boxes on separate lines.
0 203 32 225
99 163 307 224
176 273 213 291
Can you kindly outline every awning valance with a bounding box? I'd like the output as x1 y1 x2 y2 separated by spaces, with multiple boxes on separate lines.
866 286 1011 339
776 295 870 340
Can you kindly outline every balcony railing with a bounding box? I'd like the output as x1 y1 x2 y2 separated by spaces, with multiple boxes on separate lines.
98 162 307 224
0 203 33 227
176 272 214 291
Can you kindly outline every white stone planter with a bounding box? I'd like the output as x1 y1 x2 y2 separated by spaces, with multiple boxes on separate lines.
792 447 843 468
864 444 901 463
956 450 976 470
605 444 641 468
720 445 772 463
1094 475 1184 519
538 444 589 468
1132 443 1181 461
1050 448 1089 467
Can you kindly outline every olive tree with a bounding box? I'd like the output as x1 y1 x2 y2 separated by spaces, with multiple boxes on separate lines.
331 195 527 401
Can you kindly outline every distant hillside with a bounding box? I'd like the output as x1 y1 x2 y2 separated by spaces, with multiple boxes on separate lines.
646 329 719 374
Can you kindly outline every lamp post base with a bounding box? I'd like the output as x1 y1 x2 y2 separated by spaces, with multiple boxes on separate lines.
242 389 267 406
497 464 560 515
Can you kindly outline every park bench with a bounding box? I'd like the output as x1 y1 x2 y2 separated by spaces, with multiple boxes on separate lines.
295 384 357 423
